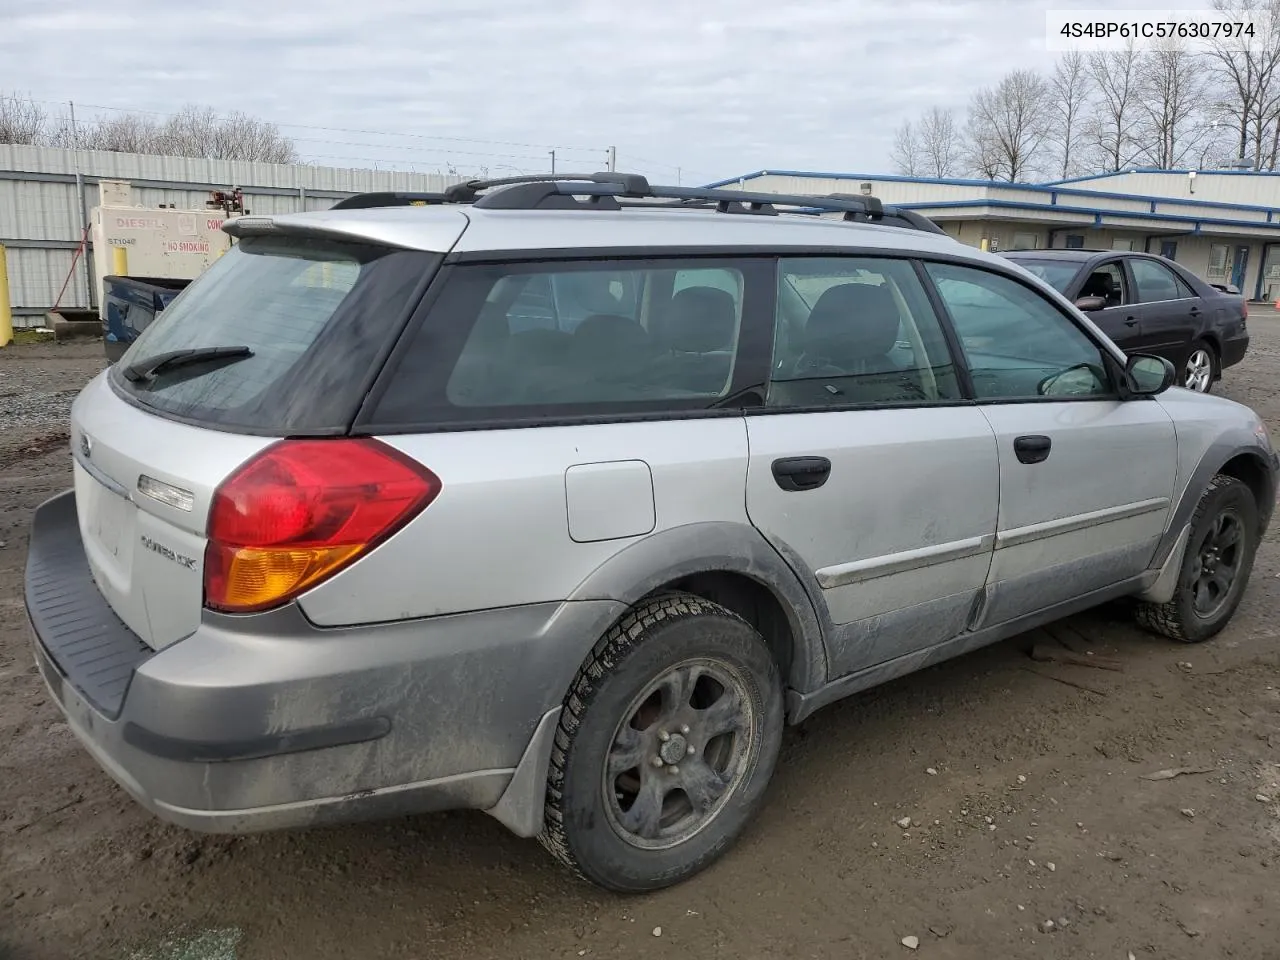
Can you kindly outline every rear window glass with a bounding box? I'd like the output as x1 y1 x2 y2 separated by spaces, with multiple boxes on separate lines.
110 236 437 434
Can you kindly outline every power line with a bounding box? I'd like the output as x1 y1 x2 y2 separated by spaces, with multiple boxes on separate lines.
285 135 592 164
21 94 709 181
27 96 606 153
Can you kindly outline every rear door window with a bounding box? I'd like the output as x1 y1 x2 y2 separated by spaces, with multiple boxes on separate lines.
369 257 772 427
1130 257 1194 302
111 236 438 434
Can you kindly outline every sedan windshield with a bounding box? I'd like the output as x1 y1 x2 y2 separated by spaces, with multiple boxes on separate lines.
1006 258 1079 294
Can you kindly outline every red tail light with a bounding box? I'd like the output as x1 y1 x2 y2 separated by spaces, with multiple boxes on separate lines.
205 438 440 613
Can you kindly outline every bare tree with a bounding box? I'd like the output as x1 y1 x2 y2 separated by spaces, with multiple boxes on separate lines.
890 119 921 175
47 112 160 153
1047 51 1092 179
964 70 1051 181
1087 43 1144 171
0 91 47 145
1206 0 1280 167
1135 43 1216 168
2 94 298 163
155 105 298 163
918 107 960 177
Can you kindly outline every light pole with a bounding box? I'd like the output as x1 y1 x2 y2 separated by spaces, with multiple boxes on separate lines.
1199 120 1220 169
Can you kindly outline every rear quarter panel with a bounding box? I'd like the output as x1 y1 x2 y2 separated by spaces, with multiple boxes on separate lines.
295 419 753 624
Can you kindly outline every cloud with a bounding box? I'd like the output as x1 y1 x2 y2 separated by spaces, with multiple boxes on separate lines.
2 0 1212 183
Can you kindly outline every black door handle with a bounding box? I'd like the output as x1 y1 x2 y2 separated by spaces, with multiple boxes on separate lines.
771 456 831 491
1125 315 1138 326
1013 435 1052 465
1189 306 1201 318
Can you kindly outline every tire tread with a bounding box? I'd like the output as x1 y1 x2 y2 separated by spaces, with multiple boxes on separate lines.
1135 473 1253 643
537 593 749 880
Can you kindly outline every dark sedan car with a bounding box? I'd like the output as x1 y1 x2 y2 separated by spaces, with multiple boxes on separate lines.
1003 249 1249 393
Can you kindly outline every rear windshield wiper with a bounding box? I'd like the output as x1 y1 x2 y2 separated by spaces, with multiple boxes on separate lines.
122 346 254 383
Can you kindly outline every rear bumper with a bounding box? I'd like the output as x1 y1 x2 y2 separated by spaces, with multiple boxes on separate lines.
1220 330 1249 370
26 490 623 835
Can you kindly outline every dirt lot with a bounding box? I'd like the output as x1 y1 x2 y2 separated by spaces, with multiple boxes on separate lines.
2 325 1280 960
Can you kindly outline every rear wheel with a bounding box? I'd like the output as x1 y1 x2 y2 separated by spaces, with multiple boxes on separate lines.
539 594 784 892
1135 474 1258 643
1184 340 1217 393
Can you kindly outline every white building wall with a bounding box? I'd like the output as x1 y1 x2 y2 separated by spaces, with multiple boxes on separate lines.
1060 170 1280 207
733 173 988 205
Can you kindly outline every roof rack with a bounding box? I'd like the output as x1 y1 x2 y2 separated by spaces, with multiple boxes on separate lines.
329 191 456 210
329 173 946 235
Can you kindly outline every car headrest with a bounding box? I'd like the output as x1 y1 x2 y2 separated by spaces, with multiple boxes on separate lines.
505 327 571 365
570 314 653 375
665 287 739 353
1080 271 1114 299
803 283 901 364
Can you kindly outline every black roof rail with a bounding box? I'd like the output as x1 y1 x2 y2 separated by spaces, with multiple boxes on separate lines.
329 191 458 210
327 172 946 235
445 172 651 203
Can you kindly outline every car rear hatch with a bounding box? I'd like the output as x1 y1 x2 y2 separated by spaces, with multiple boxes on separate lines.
69 220 457 650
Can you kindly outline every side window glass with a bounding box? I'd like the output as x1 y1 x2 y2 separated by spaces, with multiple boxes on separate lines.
768 258 961 408
1130 258 1186 303
926 262 1114 401
1078 262 1128 307
441 261 745 408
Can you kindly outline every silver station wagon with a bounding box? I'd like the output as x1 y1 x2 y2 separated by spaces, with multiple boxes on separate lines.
25 173 1278 892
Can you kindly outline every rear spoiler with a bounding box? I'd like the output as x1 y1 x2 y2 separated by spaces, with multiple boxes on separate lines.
1209 282 1240 295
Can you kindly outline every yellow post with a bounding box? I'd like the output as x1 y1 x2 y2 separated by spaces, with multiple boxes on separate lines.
112 245 128 276
0 243 13 348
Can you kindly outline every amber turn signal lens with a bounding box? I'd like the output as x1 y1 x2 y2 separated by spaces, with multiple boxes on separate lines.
205 543 363 613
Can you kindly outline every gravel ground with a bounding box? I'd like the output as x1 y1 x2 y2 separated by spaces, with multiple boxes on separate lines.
1 328 1279 960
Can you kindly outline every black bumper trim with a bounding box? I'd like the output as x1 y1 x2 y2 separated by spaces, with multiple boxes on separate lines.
1220 334 1249 370
121 715 393 763
24 491 153 720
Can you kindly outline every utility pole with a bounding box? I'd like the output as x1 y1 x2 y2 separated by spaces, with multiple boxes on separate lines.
677 167 682 186
549 150 556 174
607 146 616 172
69 101 95 311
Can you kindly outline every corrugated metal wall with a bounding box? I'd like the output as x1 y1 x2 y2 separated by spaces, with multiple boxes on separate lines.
1 144 466 322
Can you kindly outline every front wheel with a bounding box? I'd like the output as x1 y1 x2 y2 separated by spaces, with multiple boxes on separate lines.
1184 341 1217 393
1135 474 1259 643
539 594 784 892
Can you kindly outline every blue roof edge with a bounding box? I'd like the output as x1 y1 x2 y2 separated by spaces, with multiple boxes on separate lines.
702 170 1280 216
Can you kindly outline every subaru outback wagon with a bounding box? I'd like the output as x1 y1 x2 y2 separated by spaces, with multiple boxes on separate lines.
26 173 1278 892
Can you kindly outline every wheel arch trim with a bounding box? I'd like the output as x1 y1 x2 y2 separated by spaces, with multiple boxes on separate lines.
565 521 829 696
1153 440 1277 572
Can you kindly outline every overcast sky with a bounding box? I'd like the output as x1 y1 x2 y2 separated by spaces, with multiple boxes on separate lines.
1 0 1225 184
